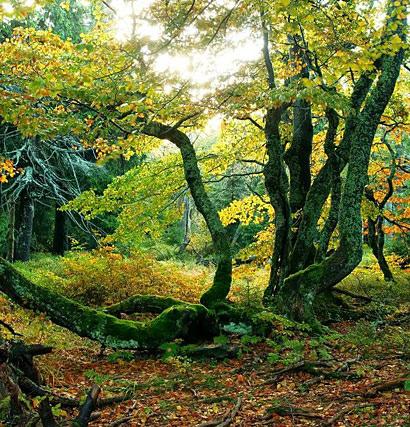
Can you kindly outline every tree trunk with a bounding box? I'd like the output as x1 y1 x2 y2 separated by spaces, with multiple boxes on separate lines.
274 6 405 321
179 194 192 252
285 98 313 214
6 204 16 262
367 216 394 281
14 188 34 262
263 107 291 302
316 109 342 261
52 203 68 256
0 258 218 349
142 123 232 308
288 74 374 274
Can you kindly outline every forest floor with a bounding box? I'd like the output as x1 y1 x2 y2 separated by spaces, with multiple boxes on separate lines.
29 322 409 427
1 254 409 426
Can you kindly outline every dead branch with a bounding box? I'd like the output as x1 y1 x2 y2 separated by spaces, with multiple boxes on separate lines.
321 403 375 426
74 384 101 427
363 377 408 397
0 319 23 336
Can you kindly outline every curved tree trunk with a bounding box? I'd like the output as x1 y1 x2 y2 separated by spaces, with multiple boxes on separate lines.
316 108 341 261
263 107 291 302
142 123 232 308
367 216 394 281
0 259 218 349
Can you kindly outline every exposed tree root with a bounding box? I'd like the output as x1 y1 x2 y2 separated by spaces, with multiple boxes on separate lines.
0 258 218 349
104 294 187 316
264 403 324 419
0 319 23 337
260 358 364 386
332 288 372 303
196 396 242 427
363 377 409 397
321 403 376 426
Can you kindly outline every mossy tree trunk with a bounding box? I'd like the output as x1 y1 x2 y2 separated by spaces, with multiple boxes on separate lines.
316 108 341 262
288 73 374 274
260 23 292 302
274 4 405 321
0 258 218 349
142 122 232 308
364 139 396 282
263 107 291 302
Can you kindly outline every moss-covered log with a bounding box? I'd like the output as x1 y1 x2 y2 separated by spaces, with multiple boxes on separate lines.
0 259 218 349
104 294 187 316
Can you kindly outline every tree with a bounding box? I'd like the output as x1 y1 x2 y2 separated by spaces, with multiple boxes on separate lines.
0 0 408 347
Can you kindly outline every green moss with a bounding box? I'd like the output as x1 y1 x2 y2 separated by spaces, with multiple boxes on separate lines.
200 258 232 307
0 396 10 421
104 294 186 316
0 258 218 349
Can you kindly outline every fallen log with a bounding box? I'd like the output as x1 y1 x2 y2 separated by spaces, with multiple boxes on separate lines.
0 258 218 349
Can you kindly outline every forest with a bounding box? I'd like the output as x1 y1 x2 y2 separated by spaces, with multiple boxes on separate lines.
0 0 409 425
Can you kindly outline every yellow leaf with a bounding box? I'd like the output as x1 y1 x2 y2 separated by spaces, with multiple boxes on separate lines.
60 1 70 11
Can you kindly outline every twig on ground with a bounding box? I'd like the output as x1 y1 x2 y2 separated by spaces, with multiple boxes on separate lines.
109 415 133 427
0 319 23 336
264 403 324 420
